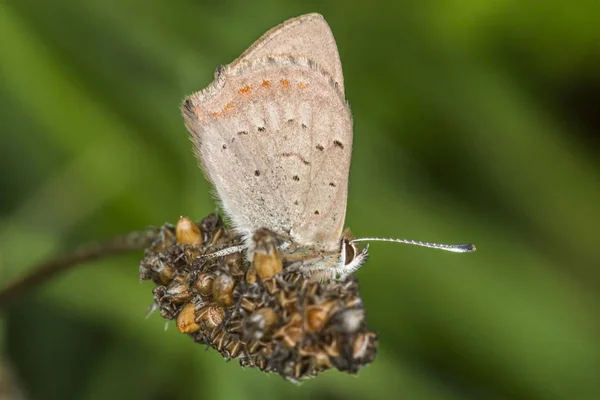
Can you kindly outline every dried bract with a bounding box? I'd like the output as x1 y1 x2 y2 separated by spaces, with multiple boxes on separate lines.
139 214 378 382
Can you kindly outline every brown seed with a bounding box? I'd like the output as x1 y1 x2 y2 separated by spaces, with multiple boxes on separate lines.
344 296 363 309
255 358 268 371
305 300 338 333
240 296 257 313
353 332 377 360
251 228 283 280
212 329 228 351
225 252 244 276
157 263 175 285
273 313 303 348
245 308 280 339
166 275 191 303
208 226 224 245
264 278 279 295
175 216 203 245
225 341 244 358
323 337 341 359
246 339 264 354
184 246 203 264
212 274 235 307
227 315 244 334
176 303 200 334
194 272 213 296
151 226 177 252
298 346 333 369
329 308 364 333
278 289 298 312
196 305 224 329
245 265 257 284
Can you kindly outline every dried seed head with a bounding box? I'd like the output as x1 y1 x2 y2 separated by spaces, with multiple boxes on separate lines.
177 303 200 334
176 216 203 245
139 215 379 381
212 274 234 307
250 228 283 280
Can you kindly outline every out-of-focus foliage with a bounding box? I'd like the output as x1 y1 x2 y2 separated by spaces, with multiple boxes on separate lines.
1 1 599 399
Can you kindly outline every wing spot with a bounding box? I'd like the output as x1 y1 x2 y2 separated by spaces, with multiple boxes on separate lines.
281 152 310 165
258 126 266 132
238 85 252 95
334 140 344 149
280 79 290 89
292 175 300 181
254 170 260 176
316 144 324 151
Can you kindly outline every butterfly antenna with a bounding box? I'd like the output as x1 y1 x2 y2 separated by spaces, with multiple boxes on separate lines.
350 237 476 253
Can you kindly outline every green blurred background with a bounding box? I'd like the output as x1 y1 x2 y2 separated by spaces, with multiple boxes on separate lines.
1 1 599 399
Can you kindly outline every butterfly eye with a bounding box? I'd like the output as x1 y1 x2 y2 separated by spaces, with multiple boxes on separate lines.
343 239 356 266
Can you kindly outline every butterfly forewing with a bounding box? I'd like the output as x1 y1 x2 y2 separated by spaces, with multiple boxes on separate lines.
183 56 352 252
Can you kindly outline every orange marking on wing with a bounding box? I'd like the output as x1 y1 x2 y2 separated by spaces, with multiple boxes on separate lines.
261 80 271 87
209 103 234 118
298 82 308 89
280 79 290 89
238 85 252 95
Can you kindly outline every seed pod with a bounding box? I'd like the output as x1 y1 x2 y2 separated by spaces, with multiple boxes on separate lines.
213 274 235 307
194 272 213 296
273 313 303 348
166 274 191 304
305 300 338 333
176 216 203 245
298 345 333 369
328 308 364 333
196 305 224 330
250 228 283 280
245 265 258 284
177 303 200 334
353 332 377 360
157 263 175 285
244 307 280 339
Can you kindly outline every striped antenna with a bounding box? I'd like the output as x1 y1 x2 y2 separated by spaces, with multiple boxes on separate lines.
350 237 476 253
